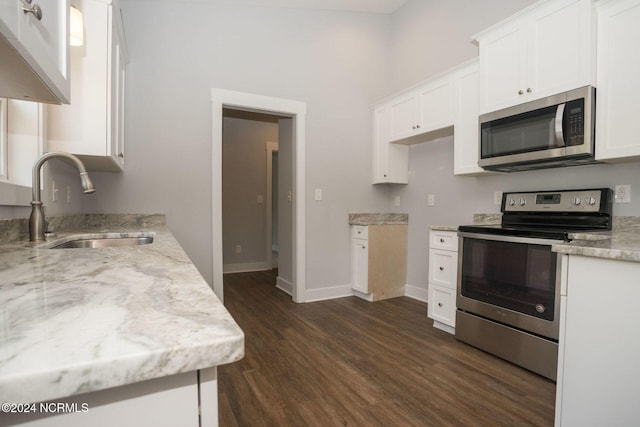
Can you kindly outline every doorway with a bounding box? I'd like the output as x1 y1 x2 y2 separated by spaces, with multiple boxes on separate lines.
211 88 307 303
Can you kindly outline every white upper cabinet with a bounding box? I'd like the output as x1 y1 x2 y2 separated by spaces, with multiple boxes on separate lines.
372 104 409 184
595 0 640 162
0 0 70 104
453 59 493 176
388 75 454 144
475 0 596 114
46 0 129 171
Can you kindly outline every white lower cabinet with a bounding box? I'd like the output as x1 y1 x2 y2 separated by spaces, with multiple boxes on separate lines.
555 255 640 427
350 224 407 301
427 230 458 334
0 368 219 427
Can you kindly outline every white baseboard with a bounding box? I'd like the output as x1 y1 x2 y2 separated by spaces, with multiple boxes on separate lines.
223 262 271 274
276 276 293 295
404 284 429 303
304 284 354 303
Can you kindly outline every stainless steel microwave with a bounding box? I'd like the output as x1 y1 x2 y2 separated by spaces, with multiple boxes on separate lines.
479 86 596 172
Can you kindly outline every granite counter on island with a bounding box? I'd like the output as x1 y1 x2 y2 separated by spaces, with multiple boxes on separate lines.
0 214 244 426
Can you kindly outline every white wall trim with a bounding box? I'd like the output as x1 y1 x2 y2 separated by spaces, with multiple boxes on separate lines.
276 276 293 295
223 262 272 274
211 88 307 303
265 140 278 271
304 285 354 303
404 284 429 303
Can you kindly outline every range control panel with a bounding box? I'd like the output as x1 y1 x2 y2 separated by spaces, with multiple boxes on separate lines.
502 188 612 213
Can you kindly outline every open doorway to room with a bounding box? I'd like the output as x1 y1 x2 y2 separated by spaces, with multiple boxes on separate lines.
221 109 280 274
211 88 307 303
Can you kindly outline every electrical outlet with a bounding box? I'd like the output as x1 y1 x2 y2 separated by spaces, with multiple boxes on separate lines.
314 189 322 201
427 193 435 207
257 195 263 204
51 180 58 202
615 184 631 203
494 191 503 205
394 195 400 207
235 244 242 253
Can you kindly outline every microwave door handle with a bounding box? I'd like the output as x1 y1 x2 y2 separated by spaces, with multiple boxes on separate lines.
555 103 566 147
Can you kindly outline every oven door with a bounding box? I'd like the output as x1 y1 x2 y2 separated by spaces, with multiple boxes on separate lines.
457 232 563 340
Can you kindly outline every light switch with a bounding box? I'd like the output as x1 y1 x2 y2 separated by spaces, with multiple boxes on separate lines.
257 195 263 204
394 195 400 207
315 189 322 201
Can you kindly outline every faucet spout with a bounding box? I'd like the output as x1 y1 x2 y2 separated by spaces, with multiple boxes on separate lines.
29 152 96 242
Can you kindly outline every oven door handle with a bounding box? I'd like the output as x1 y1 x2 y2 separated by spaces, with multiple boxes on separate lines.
458 231 565 245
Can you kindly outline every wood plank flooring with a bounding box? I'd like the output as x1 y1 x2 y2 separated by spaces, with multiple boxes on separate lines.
218 270 555 426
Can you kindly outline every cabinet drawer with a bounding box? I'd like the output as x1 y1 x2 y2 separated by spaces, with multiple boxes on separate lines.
352 225 368 240
430 231 457 251
429 249 458 288
428 284 456 327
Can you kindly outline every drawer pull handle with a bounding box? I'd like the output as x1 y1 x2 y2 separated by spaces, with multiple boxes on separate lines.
438 302 443 307
439 238 445 243
439 266 444 271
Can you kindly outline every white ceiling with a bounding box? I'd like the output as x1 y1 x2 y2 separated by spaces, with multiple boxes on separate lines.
166 0 409 14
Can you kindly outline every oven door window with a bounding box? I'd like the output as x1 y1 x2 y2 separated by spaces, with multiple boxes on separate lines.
460 238 556 321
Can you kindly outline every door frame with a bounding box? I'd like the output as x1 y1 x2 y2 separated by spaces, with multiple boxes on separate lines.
211 88 307 303
265 140 278 270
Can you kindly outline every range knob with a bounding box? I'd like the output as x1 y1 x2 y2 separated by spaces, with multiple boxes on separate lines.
587 196 597 205
572 196 582 206
509 198 516 206
519 197 526 206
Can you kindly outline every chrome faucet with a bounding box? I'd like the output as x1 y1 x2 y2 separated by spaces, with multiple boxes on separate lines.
29 152 96 241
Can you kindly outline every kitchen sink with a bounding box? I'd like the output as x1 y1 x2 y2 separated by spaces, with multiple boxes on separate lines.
51 236 154 249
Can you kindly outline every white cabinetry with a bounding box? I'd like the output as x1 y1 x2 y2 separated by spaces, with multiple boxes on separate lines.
594 0 640 162
452 59 493 176
0 0 70 103
427 230 458 334
388 76 454 143
1 368 218 426
350 224 407 301
372 105 409 184
351 226 369 294
475 0 595 114
46 0 129 171
555 255 640 427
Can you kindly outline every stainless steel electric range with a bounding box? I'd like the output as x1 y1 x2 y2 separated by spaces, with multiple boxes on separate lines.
455 188 613 380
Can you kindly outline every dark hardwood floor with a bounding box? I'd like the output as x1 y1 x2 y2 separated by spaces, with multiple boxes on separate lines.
218 270 555 426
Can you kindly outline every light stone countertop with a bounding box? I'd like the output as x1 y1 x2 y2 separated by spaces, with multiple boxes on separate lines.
553 217 640 262
427 215 640 263
349 213 408 225
0 214 244 404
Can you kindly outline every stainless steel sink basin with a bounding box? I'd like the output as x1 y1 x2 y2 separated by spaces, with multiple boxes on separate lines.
51 236 154 249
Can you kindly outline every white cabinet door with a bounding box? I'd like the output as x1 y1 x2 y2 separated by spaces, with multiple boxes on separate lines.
526 0 594 101
389 94 419 142
351 239 368 293
595 0 640 162
478 23 525 113
557 256 640 427
0 0 70 103
477 0 595 114
371 104 409 184
418 78 453 133
46 0 128 171
453 59 492 176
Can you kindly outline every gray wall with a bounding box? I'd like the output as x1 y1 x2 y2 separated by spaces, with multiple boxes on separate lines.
389 0 640 293
82 1 392 287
